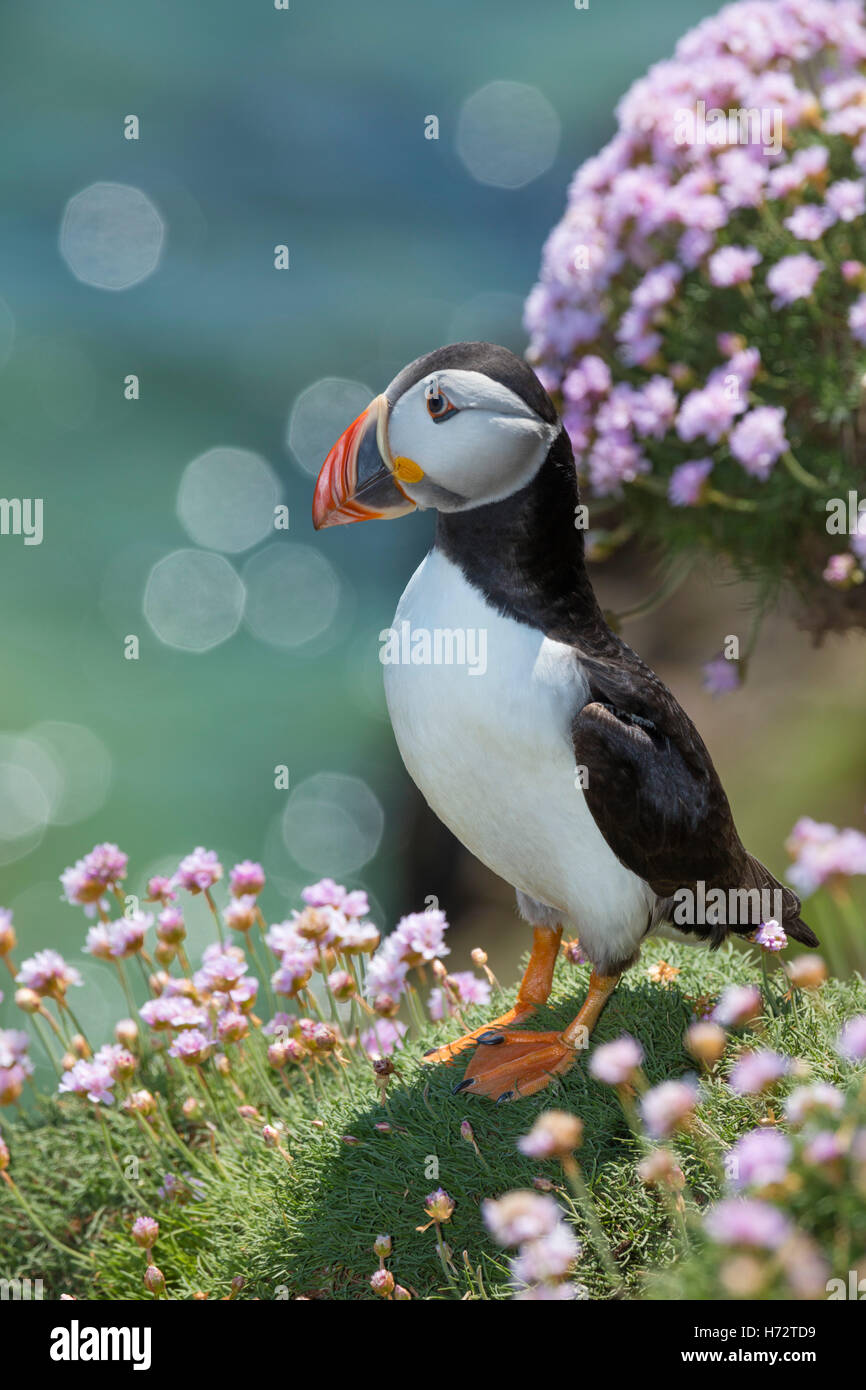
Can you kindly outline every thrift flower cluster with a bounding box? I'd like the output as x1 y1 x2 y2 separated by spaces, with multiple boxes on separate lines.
525 0 866 622
786 812 866 895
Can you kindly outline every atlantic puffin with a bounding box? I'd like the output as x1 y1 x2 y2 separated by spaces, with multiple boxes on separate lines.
312 342 818 1102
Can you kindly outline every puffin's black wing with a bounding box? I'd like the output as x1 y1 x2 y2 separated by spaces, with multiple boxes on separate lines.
571 649 818 948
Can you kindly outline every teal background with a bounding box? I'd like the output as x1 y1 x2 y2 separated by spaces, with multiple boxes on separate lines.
1 0 864 1064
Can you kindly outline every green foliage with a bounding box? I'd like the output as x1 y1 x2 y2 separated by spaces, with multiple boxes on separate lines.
2 940 864 1301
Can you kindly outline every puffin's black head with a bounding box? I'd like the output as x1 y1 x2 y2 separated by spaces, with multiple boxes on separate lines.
312 342 561 529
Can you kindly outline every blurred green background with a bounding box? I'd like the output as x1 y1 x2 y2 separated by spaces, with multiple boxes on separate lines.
1 0 864 1066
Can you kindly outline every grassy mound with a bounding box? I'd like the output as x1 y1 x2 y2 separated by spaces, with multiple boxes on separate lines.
2 939 864 1300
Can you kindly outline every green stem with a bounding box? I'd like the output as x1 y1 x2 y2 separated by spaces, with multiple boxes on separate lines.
204 888 224 946
782 449 823 491
562 1156 622 1293
614 557 695 625
2 1171 94 1267
705 487 760 513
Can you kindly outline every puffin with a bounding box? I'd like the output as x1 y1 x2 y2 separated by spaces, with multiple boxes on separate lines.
312 342 818 1102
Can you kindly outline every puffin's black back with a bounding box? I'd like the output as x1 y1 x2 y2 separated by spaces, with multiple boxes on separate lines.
385 341 559 426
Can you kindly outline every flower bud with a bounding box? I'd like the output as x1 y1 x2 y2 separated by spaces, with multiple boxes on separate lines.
373 1234 392 1258
327 969 355 1000
374 993 400 1019
115 1019 138 1048
370 1269 395 1297
14 988 40 1014
310 1023 337 1054
518 1110 583 1160
123 1089 156 1117
637 1148 685 1188
132 1216 159 1250
786 955 828 990
143 1264 165 1296
424 1188 455 1223
470 947 487 966
563 938 586 966
685 1021 727 1066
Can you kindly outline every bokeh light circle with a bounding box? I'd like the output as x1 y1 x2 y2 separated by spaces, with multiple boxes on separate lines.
177 447 281 554
0 733 61 864
456 82 560 189
242 543 340 649
282 773 384 876
27 721 113 826
60 182 165 290
143 549 245 652
287 378 373 477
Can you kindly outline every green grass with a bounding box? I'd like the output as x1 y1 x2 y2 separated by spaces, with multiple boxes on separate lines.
2 939 864 1300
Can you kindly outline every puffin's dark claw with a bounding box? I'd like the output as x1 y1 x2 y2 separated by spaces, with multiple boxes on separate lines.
496 1090 515 1104
423 1047 438 1057
476 1031 505 1045
453 1077 475 1094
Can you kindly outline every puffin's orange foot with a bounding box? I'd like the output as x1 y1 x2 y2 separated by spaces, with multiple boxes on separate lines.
421 1007 535 1065
455 1029 576 1102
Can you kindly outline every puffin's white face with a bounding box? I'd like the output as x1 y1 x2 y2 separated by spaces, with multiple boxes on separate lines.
312 351 560 530
386 369 559 512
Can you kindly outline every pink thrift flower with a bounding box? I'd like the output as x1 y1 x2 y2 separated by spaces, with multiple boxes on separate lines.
766 253 823 307
229 861 265 897
712 984 762 1028
708 245 761 287
849 293 866 344
783 205 834 241
360 1019 407 1059
639 1078 699 1139
588 1035 643 1086
727 1128 791 1190
175 847 223 894
701 655 741 696
837 1014 866 1063
753 919 787 952
729 406 788 479
826 178 866 222
728 1049 791 1096
704 1198 792 1250
668 458 712 506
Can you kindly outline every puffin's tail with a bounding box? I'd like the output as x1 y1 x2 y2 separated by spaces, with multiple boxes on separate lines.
743 853 819 948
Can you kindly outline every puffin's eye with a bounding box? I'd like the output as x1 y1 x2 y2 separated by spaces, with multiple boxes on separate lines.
425 383 459 423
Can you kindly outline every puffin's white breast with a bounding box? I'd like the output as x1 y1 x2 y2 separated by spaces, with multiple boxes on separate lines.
383 548 652 963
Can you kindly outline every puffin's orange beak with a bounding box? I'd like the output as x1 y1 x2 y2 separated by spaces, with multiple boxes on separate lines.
312 394 416 529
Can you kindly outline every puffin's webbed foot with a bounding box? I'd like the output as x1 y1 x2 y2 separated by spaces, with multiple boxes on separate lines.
421 1006 535 1065
452 967 622 1102
456 1029 576 1101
